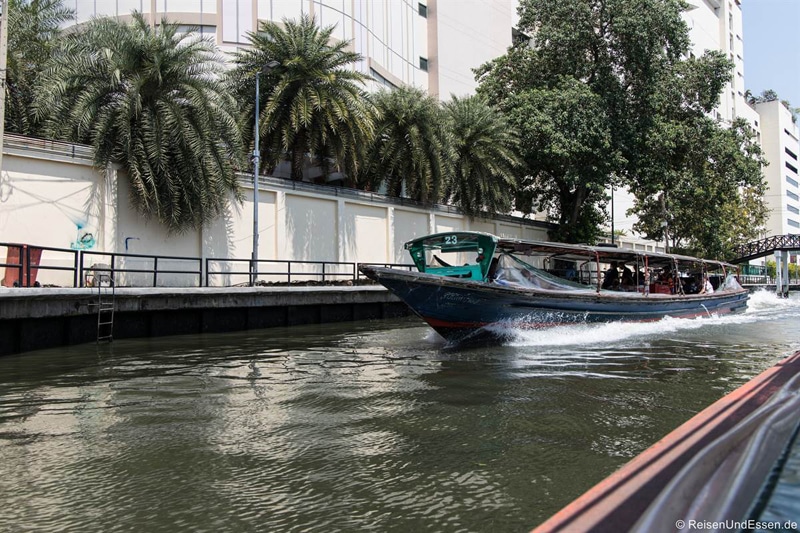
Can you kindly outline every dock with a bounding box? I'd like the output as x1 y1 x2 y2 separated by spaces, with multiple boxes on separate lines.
0 285 408 356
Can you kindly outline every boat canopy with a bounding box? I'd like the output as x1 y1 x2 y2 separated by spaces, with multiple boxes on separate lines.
494 238 738 272
403 231 739 285
405 232 498 281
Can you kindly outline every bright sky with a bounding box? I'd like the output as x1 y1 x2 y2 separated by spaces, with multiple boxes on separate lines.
742 0 800 107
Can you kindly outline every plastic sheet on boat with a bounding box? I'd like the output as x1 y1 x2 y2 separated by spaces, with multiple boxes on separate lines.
492 254 591 291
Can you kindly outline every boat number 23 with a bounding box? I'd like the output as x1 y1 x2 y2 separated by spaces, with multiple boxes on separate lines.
444 235 458 245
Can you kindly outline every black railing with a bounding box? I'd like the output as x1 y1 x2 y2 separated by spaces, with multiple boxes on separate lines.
0 243 79 287
1 241 414 288
205 259 415 286
206 258 358 286
733 234 800 262
80 251 203 287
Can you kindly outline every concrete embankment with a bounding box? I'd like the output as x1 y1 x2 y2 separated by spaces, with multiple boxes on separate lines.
0 286 409 356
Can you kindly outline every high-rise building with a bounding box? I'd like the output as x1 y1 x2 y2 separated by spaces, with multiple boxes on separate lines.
683 0 758 127
70 1 429 92
68 0 516 98
753 100 800 236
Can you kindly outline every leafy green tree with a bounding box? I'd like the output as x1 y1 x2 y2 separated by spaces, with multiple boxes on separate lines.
228 15 375 182
628 49 766 258
5 0 73 136
748 90 797 123
475 0 723 243
362 86 453 204
630 117 767 258
442 95 520 217
37 13 244 232
504 79 622 243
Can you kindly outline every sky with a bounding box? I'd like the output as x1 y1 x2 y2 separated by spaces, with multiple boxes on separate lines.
741 0 800 107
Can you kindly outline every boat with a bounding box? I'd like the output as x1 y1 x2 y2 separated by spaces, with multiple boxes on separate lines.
359 231 749 344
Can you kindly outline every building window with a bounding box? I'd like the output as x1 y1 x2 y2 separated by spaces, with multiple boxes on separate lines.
786 147 798 161
789 205 800 215
418 3 427 17
512 27 531 44
789 219 800 229
419 57 428 72
789 191 799 201
787 162 798 174
787 176 799 188
369 68 397 90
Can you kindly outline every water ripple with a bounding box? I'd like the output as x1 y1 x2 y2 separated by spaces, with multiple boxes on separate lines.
0 293 798 531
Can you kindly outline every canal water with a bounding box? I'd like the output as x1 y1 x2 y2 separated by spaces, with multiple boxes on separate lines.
1 290 799 532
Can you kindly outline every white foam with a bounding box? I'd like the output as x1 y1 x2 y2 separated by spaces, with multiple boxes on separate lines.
495 291 799 348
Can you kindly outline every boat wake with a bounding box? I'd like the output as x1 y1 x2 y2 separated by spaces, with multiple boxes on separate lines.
490 289 799 348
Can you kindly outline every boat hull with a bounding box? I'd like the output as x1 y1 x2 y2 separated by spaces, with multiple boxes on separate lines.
361 267 749 344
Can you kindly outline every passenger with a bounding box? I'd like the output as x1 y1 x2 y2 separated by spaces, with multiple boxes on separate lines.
653 268 674 294
487 257 500 280
701 275 714 294
602 262 619 290
620 266 635 291
683 276 700 294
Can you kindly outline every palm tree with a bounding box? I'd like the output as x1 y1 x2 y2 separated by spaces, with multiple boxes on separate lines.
229 14 375 182
37 12 245 232
5 0 74 136
363 86 453 204
443 95 520 217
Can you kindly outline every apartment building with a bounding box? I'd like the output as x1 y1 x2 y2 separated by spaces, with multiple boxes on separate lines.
753 100 800 236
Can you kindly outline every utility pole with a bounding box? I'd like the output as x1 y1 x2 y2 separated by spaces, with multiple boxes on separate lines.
251 70 261 287
610 186 615 245
660 192 669 254
0 0 9 177
250 60 280 287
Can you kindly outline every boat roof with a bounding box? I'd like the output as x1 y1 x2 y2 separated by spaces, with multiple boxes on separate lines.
405 231 737 270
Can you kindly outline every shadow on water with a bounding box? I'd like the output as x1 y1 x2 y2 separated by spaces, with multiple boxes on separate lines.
0 290 798 532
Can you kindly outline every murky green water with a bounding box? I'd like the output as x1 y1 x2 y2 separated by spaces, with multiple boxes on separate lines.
1 291 799 532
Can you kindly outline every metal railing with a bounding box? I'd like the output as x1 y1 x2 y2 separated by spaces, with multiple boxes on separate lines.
4 133 94 161
205 258 415 287
733 234 800 263
206 258 357 286
80 251 203 287
1 241 415 288
0 243 79 287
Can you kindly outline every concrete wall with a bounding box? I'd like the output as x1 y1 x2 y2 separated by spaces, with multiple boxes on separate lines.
0 136 552 287
0 286 410 356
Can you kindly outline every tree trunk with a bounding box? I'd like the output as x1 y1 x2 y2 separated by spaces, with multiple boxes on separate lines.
291 132 306 181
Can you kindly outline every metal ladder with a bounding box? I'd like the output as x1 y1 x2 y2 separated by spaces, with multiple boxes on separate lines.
94 271 115 342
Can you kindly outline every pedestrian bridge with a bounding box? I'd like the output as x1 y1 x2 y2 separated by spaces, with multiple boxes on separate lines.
732 234 799 297
732 234 800 263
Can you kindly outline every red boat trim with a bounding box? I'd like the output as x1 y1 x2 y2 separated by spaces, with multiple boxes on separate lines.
531 350 800 532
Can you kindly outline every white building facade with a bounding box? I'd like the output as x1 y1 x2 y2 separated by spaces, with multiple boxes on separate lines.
753 100 800 236
67 0 516 98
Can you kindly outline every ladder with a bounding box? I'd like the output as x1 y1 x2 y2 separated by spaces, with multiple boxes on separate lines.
94 270 115 342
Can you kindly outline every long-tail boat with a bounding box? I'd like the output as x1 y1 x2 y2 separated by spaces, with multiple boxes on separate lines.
359 231 749 344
